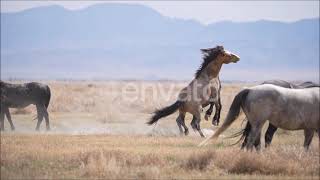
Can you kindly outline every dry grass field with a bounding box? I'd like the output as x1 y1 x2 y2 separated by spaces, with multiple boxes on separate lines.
1 81 319 179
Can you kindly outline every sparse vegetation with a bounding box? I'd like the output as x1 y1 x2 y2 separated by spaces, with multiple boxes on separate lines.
1 134 318 179
1 81 319 179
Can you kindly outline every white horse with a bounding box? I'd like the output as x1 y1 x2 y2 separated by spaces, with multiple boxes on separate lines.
199 84 320 149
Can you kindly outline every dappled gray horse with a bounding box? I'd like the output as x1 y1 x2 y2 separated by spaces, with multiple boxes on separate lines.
199 84 319 149
238 80 319 150
0 81 51 131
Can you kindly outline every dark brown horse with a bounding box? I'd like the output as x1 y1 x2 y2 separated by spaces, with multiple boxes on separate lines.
0 81 51 131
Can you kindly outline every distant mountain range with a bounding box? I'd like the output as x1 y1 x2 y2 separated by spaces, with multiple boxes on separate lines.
1 4 319 81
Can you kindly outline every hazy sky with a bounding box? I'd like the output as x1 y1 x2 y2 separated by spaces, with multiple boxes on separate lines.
1 1 319 24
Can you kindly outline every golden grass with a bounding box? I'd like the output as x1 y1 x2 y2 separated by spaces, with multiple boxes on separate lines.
1 134 319 179
1 81 319 179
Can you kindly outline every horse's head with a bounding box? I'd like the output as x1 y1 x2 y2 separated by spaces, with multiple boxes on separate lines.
195 46 240 78
0 80 4 88
201 46 240 64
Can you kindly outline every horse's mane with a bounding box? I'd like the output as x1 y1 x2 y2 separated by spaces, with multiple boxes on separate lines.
195 46 224 78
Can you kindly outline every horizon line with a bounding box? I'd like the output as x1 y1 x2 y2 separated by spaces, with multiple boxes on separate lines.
1 3 319 25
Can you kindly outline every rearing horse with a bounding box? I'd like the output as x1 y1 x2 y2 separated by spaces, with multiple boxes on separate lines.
147 46 240 137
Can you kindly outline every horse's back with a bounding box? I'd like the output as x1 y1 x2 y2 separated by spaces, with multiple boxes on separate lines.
262 80 294 88
298 81 320 88
245 84 319 130
25 82 50 96
1 81 51 108
249 84 319 98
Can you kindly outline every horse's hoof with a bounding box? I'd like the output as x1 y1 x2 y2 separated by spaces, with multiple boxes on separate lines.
184 129 189 136
212 115 220 125
212 120 219 126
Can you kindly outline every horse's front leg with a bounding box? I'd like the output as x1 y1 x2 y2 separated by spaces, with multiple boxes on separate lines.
212 97 222 126
204 103 214 121
176 111 188 136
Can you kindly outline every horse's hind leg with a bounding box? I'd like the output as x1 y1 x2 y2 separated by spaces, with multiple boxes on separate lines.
36 103 50 131
318 130 320 147
191 112 205 138
246 121 263 151
176 115 184 136
191 116 197 131
265 123 277 148
43 108 50 131
0 107 5 131
35 104 44 131
178 112 188 136
4 108 15 130
253 132 261 151
303 129 314 150
241 120 251 149
242 121 261 150
176 111 188 136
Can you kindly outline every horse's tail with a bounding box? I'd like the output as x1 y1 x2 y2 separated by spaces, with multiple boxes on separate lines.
198 89 250 146
147 100 184 125
226 120 252 148
44 85 51 109
212 89 250 138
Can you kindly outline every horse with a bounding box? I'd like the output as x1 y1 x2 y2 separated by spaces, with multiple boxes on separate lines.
237 80 319 150
199 84 320 149
0 81 51 131
147 46 240 137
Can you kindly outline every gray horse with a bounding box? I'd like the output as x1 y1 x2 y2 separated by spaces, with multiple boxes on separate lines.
237 80 319 150
199 84 320 149
0 81 51 131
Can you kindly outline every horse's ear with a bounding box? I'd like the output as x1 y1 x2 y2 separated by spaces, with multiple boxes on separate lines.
201 49 211 54
216 46 224 51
